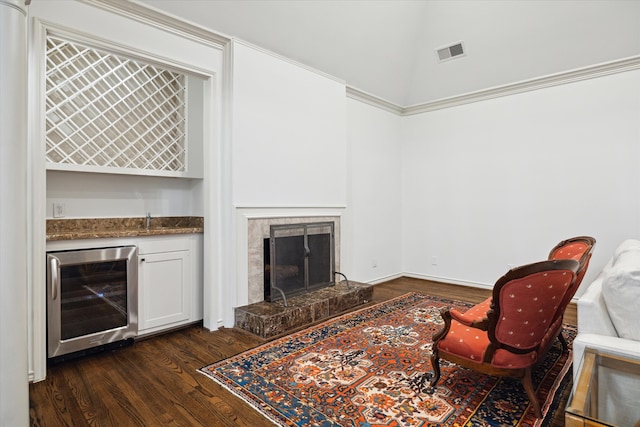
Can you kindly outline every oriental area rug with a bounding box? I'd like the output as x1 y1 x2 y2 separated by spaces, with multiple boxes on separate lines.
199 293 574 427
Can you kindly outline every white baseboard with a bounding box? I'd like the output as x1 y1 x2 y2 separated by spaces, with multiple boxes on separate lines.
395 272 494 291
359 271 494 290
366 272 404 285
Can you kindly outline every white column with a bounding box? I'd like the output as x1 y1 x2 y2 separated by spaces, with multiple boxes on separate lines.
0 0 29 426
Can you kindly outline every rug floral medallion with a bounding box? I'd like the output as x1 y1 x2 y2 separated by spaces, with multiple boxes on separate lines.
200 293 574 427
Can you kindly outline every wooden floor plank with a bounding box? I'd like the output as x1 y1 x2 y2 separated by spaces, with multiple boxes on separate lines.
29 278 572 426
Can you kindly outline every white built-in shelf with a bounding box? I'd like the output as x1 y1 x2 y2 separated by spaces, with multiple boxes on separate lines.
45 35 201 178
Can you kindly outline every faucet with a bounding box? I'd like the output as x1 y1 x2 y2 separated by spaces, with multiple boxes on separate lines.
146 212 152 229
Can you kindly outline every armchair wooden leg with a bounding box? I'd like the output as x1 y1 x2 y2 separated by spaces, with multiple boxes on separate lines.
558 332 568 351
521 367 542 418
430 347 441 387
430 308 451 387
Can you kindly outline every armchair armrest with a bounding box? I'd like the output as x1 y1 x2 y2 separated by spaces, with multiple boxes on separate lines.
448 297 492 329
449 308 489 330
432 299 492 344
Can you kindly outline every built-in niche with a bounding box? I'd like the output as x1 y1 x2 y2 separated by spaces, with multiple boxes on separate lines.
44 31 206 178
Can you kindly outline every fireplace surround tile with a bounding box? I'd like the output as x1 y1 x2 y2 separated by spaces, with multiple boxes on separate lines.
246 215 340 304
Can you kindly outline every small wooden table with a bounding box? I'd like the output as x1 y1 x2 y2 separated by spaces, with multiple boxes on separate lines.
566 348 640 427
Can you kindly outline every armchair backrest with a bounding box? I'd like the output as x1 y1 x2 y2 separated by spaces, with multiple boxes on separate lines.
487 259 579 354
548 236 596 283
548 236 596 320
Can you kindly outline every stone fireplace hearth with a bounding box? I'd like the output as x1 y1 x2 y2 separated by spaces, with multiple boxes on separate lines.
234 280 374 339
235 212 372 338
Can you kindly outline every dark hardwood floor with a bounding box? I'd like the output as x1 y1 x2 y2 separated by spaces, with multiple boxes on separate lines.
30 277 574 426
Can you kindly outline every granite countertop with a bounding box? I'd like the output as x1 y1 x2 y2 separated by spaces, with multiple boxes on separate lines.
46 216 204 241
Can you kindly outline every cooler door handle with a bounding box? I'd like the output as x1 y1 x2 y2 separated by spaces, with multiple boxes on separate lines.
50 256 60 301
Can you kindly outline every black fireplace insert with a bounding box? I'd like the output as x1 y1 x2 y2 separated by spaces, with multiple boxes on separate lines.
264 222 335 304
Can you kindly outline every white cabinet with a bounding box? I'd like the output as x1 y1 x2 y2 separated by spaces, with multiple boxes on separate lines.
137 235 202 336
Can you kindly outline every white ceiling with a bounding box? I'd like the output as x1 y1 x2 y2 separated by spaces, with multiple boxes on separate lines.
137 0 640 107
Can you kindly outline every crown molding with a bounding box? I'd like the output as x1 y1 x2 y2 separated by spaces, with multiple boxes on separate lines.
348 55 640 116
77 0 230 48
345 86 404 115
404 55 640 116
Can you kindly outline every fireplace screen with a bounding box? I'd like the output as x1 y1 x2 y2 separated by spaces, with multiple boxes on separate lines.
265 222 335 304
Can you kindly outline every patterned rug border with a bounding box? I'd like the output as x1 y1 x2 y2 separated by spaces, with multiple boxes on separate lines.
199 292 574 427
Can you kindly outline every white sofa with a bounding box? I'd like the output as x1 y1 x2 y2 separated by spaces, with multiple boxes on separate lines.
573 239 640 426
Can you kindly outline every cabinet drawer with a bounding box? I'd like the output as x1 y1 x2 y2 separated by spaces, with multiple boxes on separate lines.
138 237 190 254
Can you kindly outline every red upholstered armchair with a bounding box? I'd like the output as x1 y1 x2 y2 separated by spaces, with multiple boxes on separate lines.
430 259 580 418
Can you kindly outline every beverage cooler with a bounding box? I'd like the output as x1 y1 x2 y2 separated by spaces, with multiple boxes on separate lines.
46 246 138 359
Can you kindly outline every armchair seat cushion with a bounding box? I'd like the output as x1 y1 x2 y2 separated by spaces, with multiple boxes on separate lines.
438 318 544 369
492 348 537 369
438 319 490 363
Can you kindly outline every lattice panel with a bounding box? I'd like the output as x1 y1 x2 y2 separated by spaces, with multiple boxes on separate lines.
45 35 187 172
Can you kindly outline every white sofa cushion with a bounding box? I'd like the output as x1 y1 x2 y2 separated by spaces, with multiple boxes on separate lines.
602 242 640 341
614 238 640 259
578 276 618 336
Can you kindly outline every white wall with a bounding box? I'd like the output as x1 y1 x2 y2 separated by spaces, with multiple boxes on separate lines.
401 69 640 294
345 99 403 282
232 41 347 207
46 171 203 218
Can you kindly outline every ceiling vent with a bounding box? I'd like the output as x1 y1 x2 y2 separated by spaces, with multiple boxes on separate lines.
436 41 466 62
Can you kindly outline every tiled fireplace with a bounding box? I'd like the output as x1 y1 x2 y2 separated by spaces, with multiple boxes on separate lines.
235 213 373 338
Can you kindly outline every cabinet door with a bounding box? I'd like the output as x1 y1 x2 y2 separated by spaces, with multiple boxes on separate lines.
138 250 190 331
